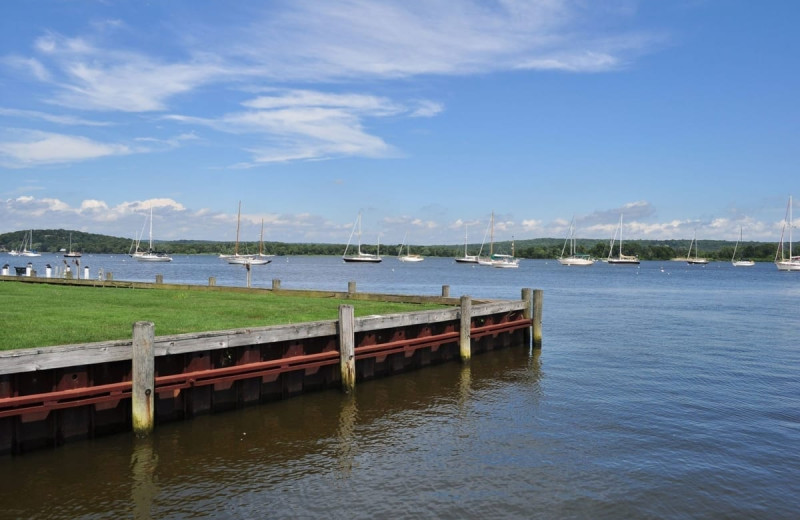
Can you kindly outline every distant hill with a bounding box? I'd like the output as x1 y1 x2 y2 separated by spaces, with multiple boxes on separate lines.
0 229 777 261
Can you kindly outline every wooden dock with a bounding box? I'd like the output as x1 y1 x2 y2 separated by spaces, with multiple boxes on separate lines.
0 276 541 455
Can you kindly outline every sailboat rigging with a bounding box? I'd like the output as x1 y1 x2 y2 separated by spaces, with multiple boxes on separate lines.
398 233 424 262
64 232 82 258
607 214 639 265
686 229 709 265
454 223 478 263
558 216 594 266
343 212 382 263
775 195 800 271
134 207 172 262
731 226 755 267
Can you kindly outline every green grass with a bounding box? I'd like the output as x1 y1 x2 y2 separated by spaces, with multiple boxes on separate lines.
0 282 445 350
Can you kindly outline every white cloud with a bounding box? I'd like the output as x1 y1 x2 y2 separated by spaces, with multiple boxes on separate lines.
0 130 130 167
231 0 658 80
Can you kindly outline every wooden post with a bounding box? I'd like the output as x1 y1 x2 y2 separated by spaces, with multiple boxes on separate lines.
338 305 356 393
132 321 155 436
245 263 252 288
533 289 543 349
459 295 471 362
348 281 356 295
106 271 113 281
442 285 450 298
208 277 216 287
155 274 163 285
272 279 281 290
521 288 533 347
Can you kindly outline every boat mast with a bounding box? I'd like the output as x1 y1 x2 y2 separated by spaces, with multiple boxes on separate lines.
490 211 494 256
259 218 264 256
234 201 241 256
357 212 363 255
790 195 794 260
619 214 624 259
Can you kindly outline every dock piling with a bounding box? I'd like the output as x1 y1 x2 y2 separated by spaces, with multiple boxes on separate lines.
442 285 450 298
459 295 472 362
521 288 532 347
348 281 356 295
132 321 155 436
533 289 543 349
338 305 356 393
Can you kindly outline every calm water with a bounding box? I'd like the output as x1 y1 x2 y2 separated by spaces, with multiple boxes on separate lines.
2 255 799 519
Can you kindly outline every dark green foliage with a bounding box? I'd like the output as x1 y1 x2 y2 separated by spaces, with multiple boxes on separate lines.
0 229 778 261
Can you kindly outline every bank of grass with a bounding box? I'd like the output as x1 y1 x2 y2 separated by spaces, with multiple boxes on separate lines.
0 282 446 351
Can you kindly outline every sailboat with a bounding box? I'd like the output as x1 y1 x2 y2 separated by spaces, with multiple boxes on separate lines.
775 195 800 271
398 233 424 262
558 217 594 266
478 212 519 268
64 232 82 258
686 229 709 265
731 226 755 267
454 223 479 263
607 214 639 265
134 207 172 262
343 212 382 263
18 230 41 257
221 202 260 265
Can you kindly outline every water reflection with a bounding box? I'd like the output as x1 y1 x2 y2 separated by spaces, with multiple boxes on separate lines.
335 396 358 478
131 437 159 520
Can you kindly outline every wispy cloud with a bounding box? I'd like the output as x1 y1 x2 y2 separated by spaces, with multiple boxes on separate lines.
167 89 413 164
0 130 130 167
31 32 228 112
231 0 659 80
2 1 661 167
0 107 111 126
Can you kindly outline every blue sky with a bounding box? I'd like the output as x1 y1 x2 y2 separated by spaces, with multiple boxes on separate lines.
1 0 798 245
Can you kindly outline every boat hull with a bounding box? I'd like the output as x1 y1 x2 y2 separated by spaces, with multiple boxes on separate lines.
343 255 382 263
608 257 639 265
135 254 172 262
558 257 594 266
775 260 800 271
732 260 755 267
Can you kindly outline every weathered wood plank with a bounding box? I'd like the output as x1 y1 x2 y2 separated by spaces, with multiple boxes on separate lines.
0 301 524 375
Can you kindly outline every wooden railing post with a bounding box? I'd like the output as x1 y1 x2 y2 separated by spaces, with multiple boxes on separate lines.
533 289 543 349
460 295 472 362
132 321 155 436
272 279 281 291
441 285 450 298
155 274 163 285
338 305 356 393
208 276 216 287
348 281 357 295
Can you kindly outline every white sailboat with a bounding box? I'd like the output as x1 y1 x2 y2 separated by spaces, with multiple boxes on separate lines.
398 233 424 262
607 214 639 265
343 212 382 263
17 230 41 257
135 207 172 262
731 226 755 267
64 232 82 258
454 223 478 263
686 229 709 265
222 202 261 265
558 217 594 266
775 195 800 271
478 212 519 268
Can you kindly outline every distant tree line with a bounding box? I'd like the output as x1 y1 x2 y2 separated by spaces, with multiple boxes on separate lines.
0 229 779 262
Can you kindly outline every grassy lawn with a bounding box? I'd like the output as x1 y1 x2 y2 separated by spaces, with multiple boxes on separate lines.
0 281 445 350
